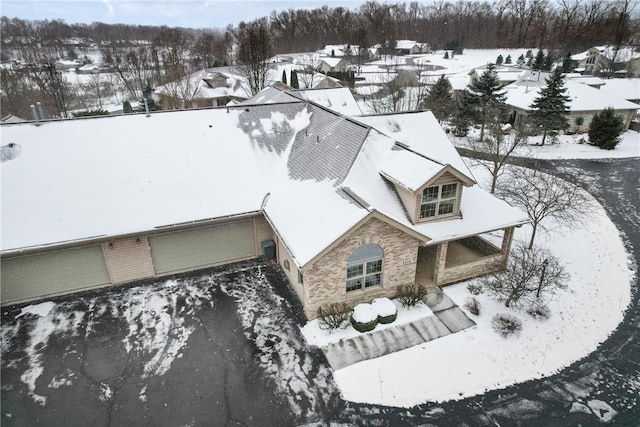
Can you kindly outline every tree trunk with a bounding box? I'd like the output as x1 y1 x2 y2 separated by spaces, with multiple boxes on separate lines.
490 168 498 193
540 130 547 146
528 223 538 249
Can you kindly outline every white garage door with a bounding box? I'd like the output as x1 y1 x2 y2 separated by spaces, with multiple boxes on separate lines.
1 246 111 304
148 220 256 275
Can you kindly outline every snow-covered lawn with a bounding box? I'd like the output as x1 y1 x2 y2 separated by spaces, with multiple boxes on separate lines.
302 300 433 347
331 164 633 407
452 129 640 160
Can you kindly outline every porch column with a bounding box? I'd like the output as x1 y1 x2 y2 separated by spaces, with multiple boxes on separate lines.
433 242 448 285
500 227 515 265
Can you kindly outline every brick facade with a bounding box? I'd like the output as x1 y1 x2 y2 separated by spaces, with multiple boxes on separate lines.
303 216 421 319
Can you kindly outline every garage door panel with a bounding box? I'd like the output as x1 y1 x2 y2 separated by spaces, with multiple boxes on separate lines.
1 246 111 303
149 220 256 275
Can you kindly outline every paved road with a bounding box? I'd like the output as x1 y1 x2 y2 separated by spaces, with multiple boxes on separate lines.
325 157 639 425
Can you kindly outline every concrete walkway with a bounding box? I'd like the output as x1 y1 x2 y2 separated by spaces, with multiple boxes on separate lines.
321 290 476 370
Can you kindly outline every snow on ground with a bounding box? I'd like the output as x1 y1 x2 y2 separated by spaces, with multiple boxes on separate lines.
452 129 639 160
332 163 633 407
302 300 432 347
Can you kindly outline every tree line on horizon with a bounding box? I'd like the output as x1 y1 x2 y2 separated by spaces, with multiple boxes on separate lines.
2 0 638 57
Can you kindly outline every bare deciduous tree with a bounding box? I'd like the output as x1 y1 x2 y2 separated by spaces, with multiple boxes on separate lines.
467 123 529 193
498 167 594 249
481 242 569 308
232 20 273 96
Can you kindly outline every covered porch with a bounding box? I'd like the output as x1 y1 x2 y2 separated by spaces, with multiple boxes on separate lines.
415 227 514 287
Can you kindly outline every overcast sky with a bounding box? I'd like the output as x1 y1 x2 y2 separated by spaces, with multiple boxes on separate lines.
2 0 368 29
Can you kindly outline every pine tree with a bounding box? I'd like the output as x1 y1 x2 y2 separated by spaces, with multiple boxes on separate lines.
123 100 133 114
443 51 449 59
496 54 504 65
505 54 512 64
423 74 454 123
528 68 571 145
282 69 287 85
532 50 545 70
137 82 160 112
468 63 507 141
290 69 299 89
450 90 475 136
516 54 525 67
588 108 626 150
562 53 573 73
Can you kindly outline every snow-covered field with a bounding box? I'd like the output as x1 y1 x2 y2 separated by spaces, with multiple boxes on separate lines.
332 164 634 407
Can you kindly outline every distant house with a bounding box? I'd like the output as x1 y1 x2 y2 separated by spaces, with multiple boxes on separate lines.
54 59 82 71
156 69 249 109
504 80 639 132
1 101 527 319
468 66 525 88
318 57 347 73
571 45 640 77
395 40 431 55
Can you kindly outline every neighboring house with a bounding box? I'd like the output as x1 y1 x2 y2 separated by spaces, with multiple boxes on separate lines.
1 114 26 124
571 45 640 76
395 40 431 55
318 57 347 73
504 80 639 132
469 66 525 88
1 102 528 319
156 69 249 109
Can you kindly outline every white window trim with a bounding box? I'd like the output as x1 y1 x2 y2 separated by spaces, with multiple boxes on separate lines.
419 182 458 220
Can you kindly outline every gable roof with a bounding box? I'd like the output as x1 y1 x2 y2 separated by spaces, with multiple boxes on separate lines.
1 102 528 268
504 80 640 111
289 87 362 116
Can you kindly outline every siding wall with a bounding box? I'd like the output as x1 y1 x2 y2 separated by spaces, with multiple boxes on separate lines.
102 237 155 284
304 216 420 319
254 215 275 256
276 237 305 302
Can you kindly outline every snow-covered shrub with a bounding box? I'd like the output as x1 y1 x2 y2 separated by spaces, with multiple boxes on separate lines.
351 303 378 333
317 302 352 330
395 284 427 307
492 313 522 337
466 283 484 295
371 298 397 324
464 297 480 315
526 304 551 320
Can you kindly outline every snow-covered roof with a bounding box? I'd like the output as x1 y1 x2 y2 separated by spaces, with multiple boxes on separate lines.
290 87 362 116
242 86 299 105
598 78 640 101
567 76 605 86
320 57 343 68
396 40 423 50
1 102 528 268
156 68 250 100
504 80 640 112
572 45 640 62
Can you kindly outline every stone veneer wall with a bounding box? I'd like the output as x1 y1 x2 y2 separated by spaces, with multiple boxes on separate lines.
303 216 421 319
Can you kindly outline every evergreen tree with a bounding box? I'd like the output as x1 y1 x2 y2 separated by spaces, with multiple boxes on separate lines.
282 69 287 85
532 50 545 70
123 100 133 114
467 63 507 141
588 108 626 150
450 90 475 136
561 53 573 73
290 69 299 89
505 54 512 64
496 54 504 65
443 51 449 59
423 74 454 123
137 82 160 112
528 68 571 145
516 54 525 67
542 52 554 71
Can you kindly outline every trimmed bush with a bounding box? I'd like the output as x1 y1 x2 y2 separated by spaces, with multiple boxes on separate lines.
351 303 378 333
395 284 427 307
492 313 522 337
467 283 484 295
317 302 352 330
464 297 480 315
526 304 551 320
371 298 397 324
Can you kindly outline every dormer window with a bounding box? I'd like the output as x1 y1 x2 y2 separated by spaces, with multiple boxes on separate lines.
420 183 458 219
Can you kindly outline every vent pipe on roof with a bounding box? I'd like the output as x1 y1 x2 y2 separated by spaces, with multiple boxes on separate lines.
30 104 40 126
37 102 45 120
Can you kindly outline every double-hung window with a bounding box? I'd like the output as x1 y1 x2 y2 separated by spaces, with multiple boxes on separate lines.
346 243 383 292
420 183 458 219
